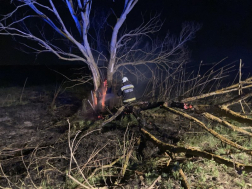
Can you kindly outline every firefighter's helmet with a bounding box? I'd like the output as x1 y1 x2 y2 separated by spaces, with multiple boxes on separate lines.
122 77 128 83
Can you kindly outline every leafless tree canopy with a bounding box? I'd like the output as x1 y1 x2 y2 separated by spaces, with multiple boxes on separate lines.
0 0 200 97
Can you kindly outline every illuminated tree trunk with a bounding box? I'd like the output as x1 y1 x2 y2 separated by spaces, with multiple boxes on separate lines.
107 63 115 88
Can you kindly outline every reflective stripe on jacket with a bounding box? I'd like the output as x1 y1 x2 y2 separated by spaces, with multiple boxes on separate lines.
121 84 134 91
123 97 136 103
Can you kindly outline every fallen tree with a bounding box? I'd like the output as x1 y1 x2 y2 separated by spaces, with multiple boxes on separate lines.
79 70 252 188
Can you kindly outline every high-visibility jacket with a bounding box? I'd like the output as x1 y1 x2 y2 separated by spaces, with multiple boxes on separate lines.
117 81 136 103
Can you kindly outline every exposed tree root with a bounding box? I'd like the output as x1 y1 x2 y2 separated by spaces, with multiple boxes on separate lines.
140 128 252 173
162 103 252 156
203 112 252 137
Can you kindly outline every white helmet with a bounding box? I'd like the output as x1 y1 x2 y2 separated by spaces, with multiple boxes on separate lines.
122 77 128 83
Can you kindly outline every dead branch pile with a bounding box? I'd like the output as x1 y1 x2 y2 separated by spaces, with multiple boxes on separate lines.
86 74 252 188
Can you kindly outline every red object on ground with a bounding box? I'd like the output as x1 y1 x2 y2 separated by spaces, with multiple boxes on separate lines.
184 103 193 109
97 114 105 120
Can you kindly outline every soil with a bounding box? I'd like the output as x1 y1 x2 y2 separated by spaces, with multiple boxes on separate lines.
0 84 77 185
0 83 190 188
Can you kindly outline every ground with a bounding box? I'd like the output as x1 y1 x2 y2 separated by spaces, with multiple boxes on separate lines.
0 78 252 189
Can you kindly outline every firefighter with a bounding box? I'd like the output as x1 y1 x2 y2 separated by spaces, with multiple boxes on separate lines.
117 77 136 104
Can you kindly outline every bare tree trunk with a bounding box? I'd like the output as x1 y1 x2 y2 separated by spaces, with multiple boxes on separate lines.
90 63 101 91
107 64 114 88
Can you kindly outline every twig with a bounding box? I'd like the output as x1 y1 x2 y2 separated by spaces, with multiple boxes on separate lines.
67 174 92 189
219 105 252 124
105 106 114 116
101 106 125 127
88 100 95 111
51 81 64 110
240 127 252 131
91 91 94 107
67 119 94 189
20 77 28 103
240 100 245 114
203 112 252 137
242 100 252 112
219 92 252 107
121 127 133 178
86 156 124 182
238 59 242 95
182 78 252 103
178 168 190 189
21 150 39 189
163 103 252 155
0 163 12 188
147 175 161 189
140 128 252 172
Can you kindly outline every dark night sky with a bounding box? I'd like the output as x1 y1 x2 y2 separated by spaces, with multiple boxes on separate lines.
0 0 252 71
